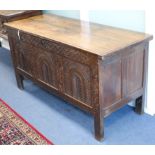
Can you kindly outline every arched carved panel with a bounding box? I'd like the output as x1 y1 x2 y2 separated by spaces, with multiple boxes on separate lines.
63 58 92 106
15 41 58 89
35 51 57 88
70 69 86 102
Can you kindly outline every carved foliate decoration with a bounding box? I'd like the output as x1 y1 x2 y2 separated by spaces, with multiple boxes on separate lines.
20 31 96 65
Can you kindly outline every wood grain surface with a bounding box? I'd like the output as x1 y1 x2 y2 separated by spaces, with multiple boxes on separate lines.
5 14 152 57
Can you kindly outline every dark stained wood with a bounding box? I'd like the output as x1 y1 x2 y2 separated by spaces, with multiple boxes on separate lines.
123 44 144 96
0 10 42 40
135 96 144 114
102 59 122 109
5 14 153 141
135 43 149 114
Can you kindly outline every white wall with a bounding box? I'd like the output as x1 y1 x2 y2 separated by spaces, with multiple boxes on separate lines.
145 10 155 115
44 10 80 19
88 10 145 32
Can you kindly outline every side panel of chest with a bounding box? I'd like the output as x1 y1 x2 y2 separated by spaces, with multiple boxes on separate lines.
100 43 146 114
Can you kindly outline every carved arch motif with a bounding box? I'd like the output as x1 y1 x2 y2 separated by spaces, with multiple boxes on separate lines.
35 52 57 88
64 59 92 106
69 69 86 102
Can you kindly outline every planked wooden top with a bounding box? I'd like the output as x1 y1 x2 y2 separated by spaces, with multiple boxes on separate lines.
5 14 153 57
0 10 27 16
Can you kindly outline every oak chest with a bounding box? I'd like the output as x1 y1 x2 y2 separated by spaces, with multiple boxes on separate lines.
5 14 153 141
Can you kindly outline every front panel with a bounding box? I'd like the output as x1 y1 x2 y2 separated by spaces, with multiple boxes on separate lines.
9 30 96 108
16 42 59 90
63 58 92 106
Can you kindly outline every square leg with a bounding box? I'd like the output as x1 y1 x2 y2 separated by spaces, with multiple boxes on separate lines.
94 111 104 141
135 96 144 114
16 73 24 90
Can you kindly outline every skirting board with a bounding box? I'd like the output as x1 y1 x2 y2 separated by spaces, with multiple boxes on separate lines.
1 38 10 50
145 108 155 116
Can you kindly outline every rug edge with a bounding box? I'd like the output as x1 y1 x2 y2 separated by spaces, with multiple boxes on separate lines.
0 98 53 145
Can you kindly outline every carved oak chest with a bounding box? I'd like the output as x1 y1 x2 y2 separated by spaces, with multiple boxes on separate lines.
5 14 153 141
